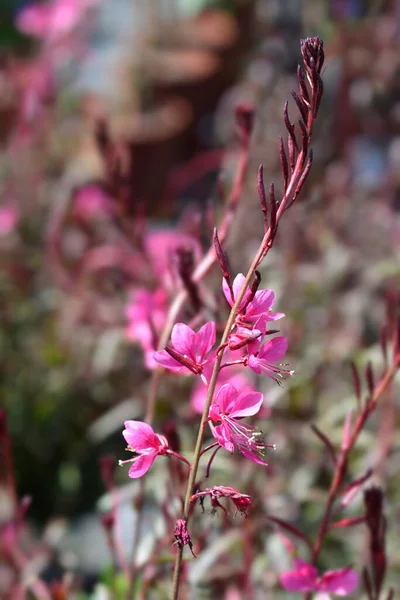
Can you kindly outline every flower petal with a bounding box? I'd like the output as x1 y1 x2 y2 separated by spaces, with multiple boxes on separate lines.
258 336 288 362
215 384 238 413
222 277 235 306
171 323 196 357
231 274 247 305
248 288 275 317
195 321 216 360
280 560 318 592
229 391 263 418
153 350 187 373
123 421 160 452
318 568 359 595
240 447 269 465
210 422 234 452
128 453 157 478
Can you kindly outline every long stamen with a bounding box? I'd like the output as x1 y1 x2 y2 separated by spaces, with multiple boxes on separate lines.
224 417 275 462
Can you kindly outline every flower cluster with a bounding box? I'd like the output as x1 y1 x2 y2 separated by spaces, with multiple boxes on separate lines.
120 273 290 476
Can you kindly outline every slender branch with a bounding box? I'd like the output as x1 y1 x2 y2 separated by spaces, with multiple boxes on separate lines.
302 355 399 600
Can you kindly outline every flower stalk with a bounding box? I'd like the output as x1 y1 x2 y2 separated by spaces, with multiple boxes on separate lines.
171 36 325 598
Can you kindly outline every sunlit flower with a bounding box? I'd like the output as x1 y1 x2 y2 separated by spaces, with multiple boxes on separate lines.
191 368 256 415
280 559 359 596
222 273 284 328
154 322 216 379
246 336 293 384
208 384 273 464
119 421 168 479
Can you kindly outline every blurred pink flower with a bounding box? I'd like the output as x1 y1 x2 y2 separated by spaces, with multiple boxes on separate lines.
280 559 359 596
72 185 113 220
247 336 292 383
223 273 284 328
144 229 201 281
126 288 167 369
154 322 216 378
16 0 98 41
119 421 168 479
208 384 272 464
0 205 18 236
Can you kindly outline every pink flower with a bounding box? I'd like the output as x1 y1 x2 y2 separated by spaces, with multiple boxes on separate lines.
280 559 359 596
72 185 113 220
144 229 201 282
191 367 255 414
223 274 284 328
119 421 169 478
16 0 97 41
154 322 216 378
0 205 18 236
208 384 273 464
126 288 167 369
246 336 293 384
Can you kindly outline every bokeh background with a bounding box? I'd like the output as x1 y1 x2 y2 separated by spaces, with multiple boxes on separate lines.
1 0 399 598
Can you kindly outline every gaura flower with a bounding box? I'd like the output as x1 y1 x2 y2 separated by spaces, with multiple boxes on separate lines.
126 288 167 369
0 205 18 236
119 421 169 479
222 273 284 328
280 559 359 596
191 485 252 516
208 384 273 464
16 0 98 41
246 336 293 384
72 185 113 220
144 229 201 281
191 367 256 415
154 322 216 380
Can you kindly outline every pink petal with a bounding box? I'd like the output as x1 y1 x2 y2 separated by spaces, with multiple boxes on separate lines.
126 321 152 347
194 321 216 360
0 206 19 235
210 422 234 452
318 568 359 595
223 274 252 309
153 349 187 373
171 323 196 357
258 336 288 362
240 447 269 466
145 230 200 277
229 391 263 418
215 384 238 413
128 453 157 478
222 277 235 306
191 382 207 414
280 560 318 592
248 289 275 316
247 355 263 374
232 274 247 305
191 370 254 415
122 421 160 452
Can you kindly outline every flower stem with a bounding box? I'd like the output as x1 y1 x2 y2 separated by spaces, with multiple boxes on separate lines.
171 154 308 598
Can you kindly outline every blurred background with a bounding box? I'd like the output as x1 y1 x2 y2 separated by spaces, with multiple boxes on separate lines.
0 0 399 598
